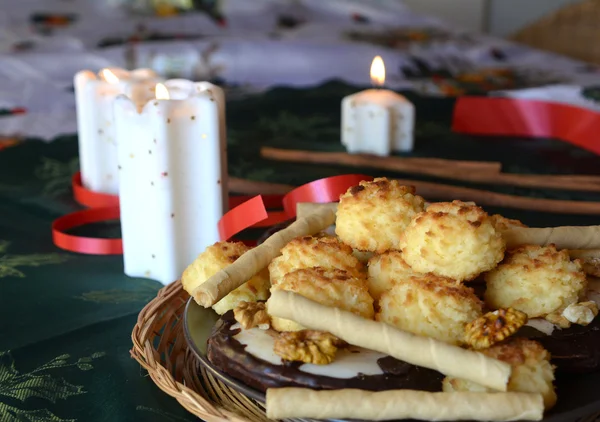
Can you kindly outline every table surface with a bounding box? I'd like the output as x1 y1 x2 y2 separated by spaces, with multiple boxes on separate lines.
1 81 600 421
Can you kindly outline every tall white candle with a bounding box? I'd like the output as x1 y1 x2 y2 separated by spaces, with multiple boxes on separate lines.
341 56 414 156
114 80 227 285
74 67 159 194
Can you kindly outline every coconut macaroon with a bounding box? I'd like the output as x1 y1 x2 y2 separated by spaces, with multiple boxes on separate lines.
485 244 587 319
269 267 375 332
268 235 364 286
335 178 425 253
399 200 505 281
182 241 270 315
489 214 527 232
367 251 418 300
376 274 483 345
443 338 557 410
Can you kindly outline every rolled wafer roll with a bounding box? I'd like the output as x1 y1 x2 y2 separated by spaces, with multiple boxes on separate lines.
191 207 336 308
296 202 338 219
267 290 511 391
266 388 544 421
503 226 600 250
569 249 600 259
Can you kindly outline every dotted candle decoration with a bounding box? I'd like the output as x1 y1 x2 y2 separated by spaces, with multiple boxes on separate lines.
74 67 160 194
114 79 227 285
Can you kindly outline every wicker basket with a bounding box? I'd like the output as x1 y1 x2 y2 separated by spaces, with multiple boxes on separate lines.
130 280 600 422
511 0 600 65
130 280 271 422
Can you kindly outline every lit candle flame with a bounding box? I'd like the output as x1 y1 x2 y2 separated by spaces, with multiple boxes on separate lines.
101 69 120 84
155 83 170 100
370 56 385 87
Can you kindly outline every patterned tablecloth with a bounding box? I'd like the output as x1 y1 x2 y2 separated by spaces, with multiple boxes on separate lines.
0 82 600 421
3 0 600 140
1 1 600 421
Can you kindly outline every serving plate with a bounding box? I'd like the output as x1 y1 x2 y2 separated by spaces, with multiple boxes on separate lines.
184 297 600 422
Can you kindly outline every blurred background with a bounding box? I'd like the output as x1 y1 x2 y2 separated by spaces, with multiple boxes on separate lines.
1 0 600 141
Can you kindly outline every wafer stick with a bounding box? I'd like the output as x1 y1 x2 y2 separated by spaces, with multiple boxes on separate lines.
266 388 544 421
191 206 336 307
296 202 338 219
569 249 600 259
267 290 511 391
504 226 600 249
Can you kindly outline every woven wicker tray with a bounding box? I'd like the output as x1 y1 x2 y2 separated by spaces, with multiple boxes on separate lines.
131 280 600 422
131 280 273 422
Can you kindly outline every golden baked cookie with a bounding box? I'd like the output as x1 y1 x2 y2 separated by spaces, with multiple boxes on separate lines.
443 338 557 410
270 267 374 332
376 274 483 345
268 235 364 286
335 178 425 253
489 214 527 232
182 241 270 315
484 244 587 318
399 200 505 281
367 251 417 300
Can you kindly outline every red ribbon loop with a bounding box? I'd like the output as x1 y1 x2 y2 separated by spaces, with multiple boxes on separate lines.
52 206 123 255
56 173 372 253
453 97 600 156
216 174 373 240
282 174 373 217
72 172 119 208
218 196 268 241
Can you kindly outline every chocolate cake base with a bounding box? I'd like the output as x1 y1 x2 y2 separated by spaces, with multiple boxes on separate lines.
207 310 600 395
207 311 444 393
520 316 600 374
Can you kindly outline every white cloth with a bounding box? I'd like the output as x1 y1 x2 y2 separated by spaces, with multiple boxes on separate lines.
1 0 600 139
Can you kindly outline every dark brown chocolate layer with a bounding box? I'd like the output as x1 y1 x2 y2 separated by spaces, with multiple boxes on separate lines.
207 311 444 393
520 316 600 374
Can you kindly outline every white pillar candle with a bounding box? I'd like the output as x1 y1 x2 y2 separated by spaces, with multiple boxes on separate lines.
114 79 227 285
74 67 159 195
341 56 414 156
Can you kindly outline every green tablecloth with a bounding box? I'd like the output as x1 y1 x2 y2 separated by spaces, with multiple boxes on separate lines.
1 82 599 422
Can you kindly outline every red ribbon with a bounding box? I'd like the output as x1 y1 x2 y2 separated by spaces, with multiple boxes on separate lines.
217 174 372 240
282 174 373 217
218 196 268 241
52 206 123 255
54 172 289 254
55 173 372 253
72 172 119 208
453 97 600 156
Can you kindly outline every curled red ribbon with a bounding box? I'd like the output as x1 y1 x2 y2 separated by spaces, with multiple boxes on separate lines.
453 97 600 156
282 174 373 217
52 206 123 255
72 172 119 208
55 173 371 253
217 174 372 240
219 196 267 241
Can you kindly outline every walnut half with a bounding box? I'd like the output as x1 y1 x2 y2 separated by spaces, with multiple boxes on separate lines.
562 301 598 326
274 330 346 365
233 301 270 330
465 308 528 350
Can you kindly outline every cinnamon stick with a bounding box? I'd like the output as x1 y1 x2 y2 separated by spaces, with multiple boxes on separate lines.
396 178 600 215
228 176 294 195
261 147 600 193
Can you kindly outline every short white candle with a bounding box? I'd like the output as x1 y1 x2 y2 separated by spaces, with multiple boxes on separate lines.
341 56 414 156
114 80 228 285
74 67 159 195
